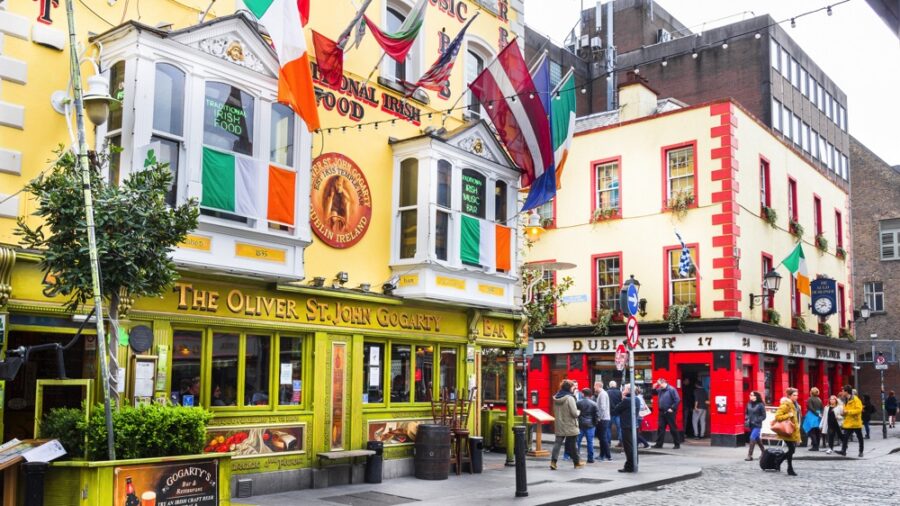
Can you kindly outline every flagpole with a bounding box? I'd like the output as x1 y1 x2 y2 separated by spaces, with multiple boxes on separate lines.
362 52 387 87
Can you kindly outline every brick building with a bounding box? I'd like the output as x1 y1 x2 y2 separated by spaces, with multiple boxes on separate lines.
850 137 900 417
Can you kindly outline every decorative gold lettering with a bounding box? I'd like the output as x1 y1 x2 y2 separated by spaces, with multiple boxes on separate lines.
175 283 191 310
287 300 299 319
276 298 286 319
208 291 219 311
573 340 583 351
227 289 243 313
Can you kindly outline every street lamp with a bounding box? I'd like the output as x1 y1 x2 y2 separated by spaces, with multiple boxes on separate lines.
523 210 545 240
749 269 782 310
854 301 871 322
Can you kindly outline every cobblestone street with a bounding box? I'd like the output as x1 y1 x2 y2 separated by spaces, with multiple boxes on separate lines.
580 450 900 506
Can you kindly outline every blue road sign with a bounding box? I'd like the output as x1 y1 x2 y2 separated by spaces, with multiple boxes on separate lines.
626 283 640 317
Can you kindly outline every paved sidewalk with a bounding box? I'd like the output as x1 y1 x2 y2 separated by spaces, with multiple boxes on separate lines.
236 429 900 506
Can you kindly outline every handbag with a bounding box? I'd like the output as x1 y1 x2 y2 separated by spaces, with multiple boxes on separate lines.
801 411 821 433
639 405 651 418
770 419 795 438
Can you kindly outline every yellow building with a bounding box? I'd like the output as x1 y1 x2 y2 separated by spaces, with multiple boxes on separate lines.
0 0 527 496
525 77 856 446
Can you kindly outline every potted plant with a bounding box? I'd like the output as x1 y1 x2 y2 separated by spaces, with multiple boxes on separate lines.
792 315 807 331
761 206 778 228
592 308 615 336
541 217 555 228
591 207 619 223
818 322 833 337
764 308 781 326
815 234 829 253
667 191 695 219
789 218 804 241
666 304 693 333
836 245 847 259
839 328 855 341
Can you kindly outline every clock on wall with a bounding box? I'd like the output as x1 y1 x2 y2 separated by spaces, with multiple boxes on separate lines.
811 296 834 316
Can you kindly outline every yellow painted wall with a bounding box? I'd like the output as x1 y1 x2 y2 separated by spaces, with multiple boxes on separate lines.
527 101 851 330
1 0 516 289
732 106 851 332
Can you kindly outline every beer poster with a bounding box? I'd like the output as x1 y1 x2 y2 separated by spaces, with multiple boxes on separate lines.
114 459 218 506
310 153 372 249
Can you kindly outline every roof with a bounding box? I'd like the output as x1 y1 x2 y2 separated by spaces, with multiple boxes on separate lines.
574 98 687 133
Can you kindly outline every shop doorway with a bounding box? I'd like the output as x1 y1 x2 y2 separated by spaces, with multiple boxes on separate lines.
679 364 710 440
3 330 96 441
327 337 349 451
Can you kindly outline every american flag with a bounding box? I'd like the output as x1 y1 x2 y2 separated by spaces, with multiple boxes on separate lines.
402 14 478 97
675 231 694 278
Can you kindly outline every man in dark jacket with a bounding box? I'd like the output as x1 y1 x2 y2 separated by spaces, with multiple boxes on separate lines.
653 378 681 449
607 381 623 446
576 388 599 463
611 384 637 472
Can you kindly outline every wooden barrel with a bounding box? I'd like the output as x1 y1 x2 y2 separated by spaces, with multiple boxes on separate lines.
414 424 451 480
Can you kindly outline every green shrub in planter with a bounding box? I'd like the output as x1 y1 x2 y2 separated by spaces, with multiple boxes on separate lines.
39 407 86 459
86 403 212 461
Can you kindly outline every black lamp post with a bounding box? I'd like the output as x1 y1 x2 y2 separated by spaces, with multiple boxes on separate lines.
749 269 782 310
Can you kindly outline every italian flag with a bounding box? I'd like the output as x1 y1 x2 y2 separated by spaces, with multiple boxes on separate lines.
202 148 296 225
363 0 428 62
461 215 511 271
781 243 810 296
242 0 320 131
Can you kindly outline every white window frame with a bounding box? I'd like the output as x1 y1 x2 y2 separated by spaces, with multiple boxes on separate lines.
792 114 801 146
397 157 420 261
596 256 621 311
595 160 620 213
772 98 782 131
780 47 790 80
267 102 298 233
464 37 493 119
801 123 810 153
881 219 900 261
666 146 695 202
151 61 188 207
790 58 799 88
667 246 697 307
800 67 808 96
864 281 885 312
782 104 791 139
381 0 423 86
770 40 780 70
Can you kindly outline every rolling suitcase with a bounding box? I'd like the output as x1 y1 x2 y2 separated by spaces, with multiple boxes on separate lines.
759 441 784 472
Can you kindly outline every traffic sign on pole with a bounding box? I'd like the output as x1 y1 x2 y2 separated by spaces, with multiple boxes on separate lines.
615 344 628 371
626 316 640 349
626 283 640 317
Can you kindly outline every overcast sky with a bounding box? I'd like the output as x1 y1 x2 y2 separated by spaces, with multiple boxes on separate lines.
525 0 900 165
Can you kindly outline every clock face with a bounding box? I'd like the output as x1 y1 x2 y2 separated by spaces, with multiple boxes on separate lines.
813 297 833 314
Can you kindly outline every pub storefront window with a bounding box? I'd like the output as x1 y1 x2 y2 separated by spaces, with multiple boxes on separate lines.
171 329 202 406
391 344 412 402
414 345 434 402
439 347 458 399
363 342 385 404
278 336 304 406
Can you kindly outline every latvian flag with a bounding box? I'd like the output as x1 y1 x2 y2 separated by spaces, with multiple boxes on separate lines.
241 0 320 131
461 215 512 271
202 147 296 226
470 40 553 190
402 13 478 97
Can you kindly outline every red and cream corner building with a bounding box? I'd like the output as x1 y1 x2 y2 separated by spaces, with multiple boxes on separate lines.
525 77 855 446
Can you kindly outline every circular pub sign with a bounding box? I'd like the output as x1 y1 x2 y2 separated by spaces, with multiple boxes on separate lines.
310 153 373 248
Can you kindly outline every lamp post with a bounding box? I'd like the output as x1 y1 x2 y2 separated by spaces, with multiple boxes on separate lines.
64 0 116 460
622 275 640 473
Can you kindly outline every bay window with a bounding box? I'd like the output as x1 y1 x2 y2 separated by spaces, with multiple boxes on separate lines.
399 158 419 259
152 63 186 206
435 159 452 261
105 60 126 184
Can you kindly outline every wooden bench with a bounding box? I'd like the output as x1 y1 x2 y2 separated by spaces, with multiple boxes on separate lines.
315 450 377 487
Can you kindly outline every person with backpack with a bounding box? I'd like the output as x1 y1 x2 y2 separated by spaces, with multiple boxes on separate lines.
804 387 824 451
745 391 766 461
576 388 599 463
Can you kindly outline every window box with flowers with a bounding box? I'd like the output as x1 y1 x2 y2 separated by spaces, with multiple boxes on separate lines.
818 322 832 337
666 304 695 333
667 191 695 220
836 245 847 259
789 218 804 241
761 206 778 228
815 234 828 253
591 308 615 336
839 327 854 341
791 315 807 331
591 207 619 223
764 308 781 326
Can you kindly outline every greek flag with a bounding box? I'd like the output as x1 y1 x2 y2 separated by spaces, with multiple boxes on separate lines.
675 231 693 278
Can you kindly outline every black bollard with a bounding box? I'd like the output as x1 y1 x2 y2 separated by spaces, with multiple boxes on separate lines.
23 461 49 506
513 425 528 498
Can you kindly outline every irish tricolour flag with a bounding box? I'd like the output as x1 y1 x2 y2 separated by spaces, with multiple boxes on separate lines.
241 0 320 131
461 215 511 271
202 148 260 217
781 243 810 296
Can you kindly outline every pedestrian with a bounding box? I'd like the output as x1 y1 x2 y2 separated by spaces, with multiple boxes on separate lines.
611 383 637 473
837 385 864 457
682 377 695 438
550 380 584 470
821 394 843 454
773 387 801 476
594 381 612 461
803 387 823 451
885 390 897 429
635 386 651 449
744 391 766 461
652 378 681 449
576 388 599 463
693 381 709 440
607 381 623 447
862 394 876 439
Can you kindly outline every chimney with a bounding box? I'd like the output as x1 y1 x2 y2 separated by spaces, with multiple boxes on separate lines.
617 71 659 122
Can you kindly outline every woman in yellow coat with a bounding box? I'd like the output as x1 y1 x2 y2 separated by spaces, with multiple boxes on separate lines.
773 387 801 476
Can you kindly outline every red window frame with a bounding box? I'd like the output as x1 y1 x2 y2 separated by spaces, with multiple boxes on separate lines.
762 253 775 313
813 195 823 236
837 283 846 330
760 156 771 211
663 243 700 317
790 276 801 318
787 177 798 222
591 252 623 320
527 259 558 324
834 210 843 248
590 156 623 221
660 141 699 212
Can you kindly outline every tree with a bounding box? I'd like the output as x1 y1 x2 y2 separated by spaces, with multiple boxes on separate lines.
521 267 574 336
16 147 198 392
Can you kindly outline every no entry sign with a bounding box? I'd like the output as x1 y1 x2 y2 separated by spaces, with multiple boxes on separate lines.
626 316 640 348
615 344 628 371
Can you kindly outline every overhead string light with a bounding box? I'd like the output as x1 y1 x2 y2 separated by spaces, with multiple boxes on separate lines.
317 1 849 133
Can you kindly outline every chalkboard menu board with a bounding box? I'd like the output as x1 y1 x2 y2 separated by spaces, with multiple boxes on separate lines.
461 169 486 218
203 82 254 156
